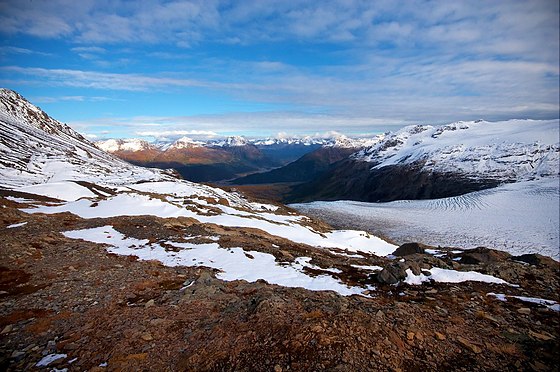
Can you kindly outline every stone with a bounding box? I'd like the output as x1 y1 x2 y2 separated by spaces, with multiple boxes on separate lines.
141 333 154 341
517 308 531 315
10 351 25 360
1 324 13 334
459 247 510 265
435 332 446 341
528 330 554 341
392 243 426 257
457 336 482 354
145 299 155 308
512 253 556 267
376 310 384 318
274 365 283 372
407 332 415 341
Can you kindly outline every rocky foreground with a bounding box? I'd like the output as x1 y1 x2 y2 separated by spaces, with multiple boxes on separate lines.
1 190 559 372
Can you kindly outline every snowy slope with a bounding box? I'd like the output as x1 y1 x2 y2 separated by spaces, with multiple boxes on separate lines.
354 120 559 182
0 89 169 187
292 177 560 260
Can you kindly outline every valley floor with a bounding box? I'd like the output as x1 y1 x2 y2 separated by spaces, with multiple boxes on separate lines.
292 178 560 261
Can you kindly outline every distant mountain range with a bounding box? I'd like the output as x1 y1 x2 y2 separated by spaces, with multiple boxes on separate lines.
95 134 379 182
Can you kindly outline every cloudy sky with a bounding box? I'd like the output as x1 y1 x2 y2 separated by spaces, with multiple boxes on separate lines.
0 0 558 140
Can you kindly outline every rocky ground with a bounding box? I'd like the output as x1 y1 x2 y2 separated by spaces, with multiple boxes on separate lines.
1 191 559 371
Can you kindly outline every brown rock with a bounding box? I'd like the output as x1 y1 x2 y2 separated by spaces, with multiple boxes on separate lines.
435 332 446 341
457 336 482 354
392 242 427 256
141 333 154 341
517 307 531 315
528 330 554 341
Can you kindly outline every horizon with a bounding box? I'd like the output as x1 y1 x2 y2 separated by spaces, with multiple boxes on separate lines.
0 1 558 141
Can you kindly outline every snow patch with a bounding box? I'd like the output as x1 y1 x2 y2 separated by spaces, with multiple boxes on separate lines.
62 226 370 296
36 353 67 367
404 268 509 285
7 222 27 228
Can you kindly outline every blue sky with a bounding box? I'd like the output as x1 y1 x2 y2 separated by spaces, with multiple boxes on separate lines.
0 0 558 141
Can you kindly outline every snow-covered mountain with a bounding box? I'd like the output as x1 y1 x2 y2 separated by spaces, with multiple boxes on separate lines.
354 120 559 182
210 135 250 147
165 136 204 150
95 138 158 153
253 137 329 146
324 134 384 149
288 119 559 203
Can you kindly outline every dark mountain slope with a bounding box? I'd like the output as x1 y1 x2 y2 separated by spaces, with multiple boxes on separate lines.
286 159 502 203
231 147 357 185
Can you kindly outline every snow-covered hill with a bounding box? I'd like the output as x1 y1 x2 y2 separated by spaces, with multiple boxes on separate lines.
354 119 559 182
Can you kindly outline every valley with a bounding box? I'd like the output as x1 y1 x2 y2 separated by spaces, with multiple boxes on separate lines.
0 88 558 371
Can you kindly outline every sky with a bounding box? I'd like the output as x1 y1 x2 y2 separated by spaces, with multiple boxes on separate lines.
0 0 558 141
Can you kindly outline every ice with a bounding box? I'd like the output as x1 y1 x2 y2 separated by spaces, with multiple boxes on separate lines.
292 178 559 260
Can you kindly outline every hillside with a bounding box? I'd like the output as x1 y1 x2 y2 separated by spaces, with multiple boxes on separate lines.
231 147 358 185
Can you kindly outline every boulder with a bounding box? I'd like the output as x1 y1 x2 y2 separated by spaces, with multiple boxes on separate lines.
459 247 510 265
392 242 426 257
512 254 558 268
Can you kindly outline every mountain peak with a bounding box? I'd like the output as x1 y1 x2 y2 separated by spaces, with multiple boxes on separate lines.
167 136 204 150
212 135 250 147
96 138 156 153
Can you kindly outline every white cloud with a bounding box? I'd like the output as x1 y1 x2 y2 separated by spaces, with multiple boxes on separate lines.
0 46 51 56
1 66 209 91
135 130 218 139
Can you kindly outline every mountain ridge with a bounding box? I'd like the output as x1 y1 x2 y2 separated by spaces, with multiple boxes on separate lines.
287 119 560 203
